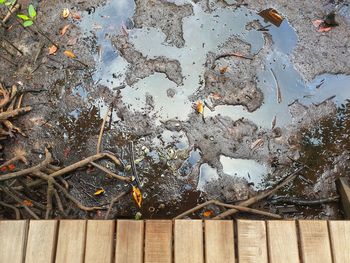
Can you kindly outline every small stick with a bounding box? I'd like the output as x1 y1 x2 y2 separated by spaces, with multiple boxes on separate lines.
90 161 130 182
2 37 23 55
2 3 20 24
212 166 305 219
97 107 110 154
53 189 67 217
129 141 141 187
104 191 129 219
0 106 31 121
270 195 339 206
45 178 54 219
270 68 282 103
0 200 20 219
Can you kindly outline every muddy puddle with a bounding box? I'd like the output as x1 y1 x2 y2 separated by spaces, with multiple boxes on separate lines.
49 0 350 219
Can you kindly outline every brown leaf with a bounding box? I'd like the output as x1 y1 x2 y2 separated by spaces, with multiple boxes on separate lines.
60 24 70 36
64 50 76 58
48 45 58 55
219 66 229 74
71 12 81 20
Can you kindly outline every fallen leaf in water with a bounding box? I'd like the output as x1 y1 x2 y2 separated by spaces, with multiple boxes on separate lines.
62 8 70 19
258 8 284 27
23 200 33 207
64 50 76 58
71 12 81 20
203 210 214 217
210 92 222 100
132 186 142 208
7 164 16 171
94 188 105 196
313 19 332 32
196 101 204 114
60 24 70 36
48 45 58 55
219 66 229 74
250 138 264 150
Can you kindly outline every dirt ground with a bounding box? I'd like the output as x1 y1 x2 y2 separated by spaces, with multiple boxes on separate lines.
0 0 349 219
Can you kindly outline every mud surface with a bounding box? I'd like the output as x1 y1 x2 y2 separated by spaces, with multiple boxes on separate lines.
1 0 350 219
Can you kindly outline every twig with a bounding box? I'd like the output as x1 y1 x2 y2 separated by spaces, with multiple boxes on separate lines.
90 161 130 182
0 200 20 219
129 141 141 187
104 190 129 219
212 52 253 69
212 166 305 219
2 3 20 24
53 189 66 217
269 195 339 206
270 68 282 103
45 178 54 219
0 106 31 120
97 107 110 154
174 200 282 219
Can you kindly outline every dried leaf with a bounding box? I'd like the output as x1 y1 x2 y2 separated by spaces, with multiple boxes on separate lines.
7 164 16 171
62 8 70 19
196 101 204 114
60 24 70 36
203 210 214 217
64 50 76 58
71 12 81 20
250 138 264 151
23 200 33 207
94 188 105 196
313 19 332 32
0 166 7 172
48 45 58 55
67 37 78 46
258 8 284 27
219 66 229 74
210 92 222 100
132 186 142 208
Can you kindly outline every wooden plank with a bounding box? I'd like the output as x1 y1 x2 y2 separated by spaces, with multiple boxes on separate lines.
115 220 144 263
85 220 115 263
237 220 268 263
55 220 86 263
299 220 332 263
267 221 299 263
174 220 203 263
144 220 172 263
0 220 28 263
205 220 235 263
25 220 58 263
328 221 350 263
337 177 350 219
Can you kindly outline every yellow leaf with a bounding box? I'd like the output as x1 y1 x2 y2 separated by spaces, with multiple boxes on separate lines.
196 101 204 114
48 45 58 55
94 188 105 196
203 210 214 217
62 8 70 19
23 200 33 207
64 50 76 58
132 186 142 208
219 66 229 74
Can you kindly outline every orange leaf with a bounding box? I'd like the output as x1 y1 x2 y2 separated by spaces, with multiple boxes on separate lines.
48 45 58 55
219 66 229 74
0 166 8 172
60 24 70 36
7 163 16 171
132 186 142 208
23 200 33 207
195 101 204 114
203 210 214 217
64 50 76 58
94 188 105 196
71 12 81 20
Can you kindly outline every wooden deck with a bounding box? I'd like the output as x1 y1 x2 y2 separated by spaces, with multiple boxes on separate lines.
0 220 349 263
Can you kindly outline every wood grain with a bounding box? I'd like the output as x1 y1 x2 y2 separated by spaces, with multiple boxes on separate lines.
25 220 58 263
55 220 86 263
267 221 299 263
205 220 235 263
237 220 268 263
115 220 144 263
328 221 350 263
299 220 332 263
85 220 115 263
144 220 172 263
174 220 204 263
0 220 28 263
